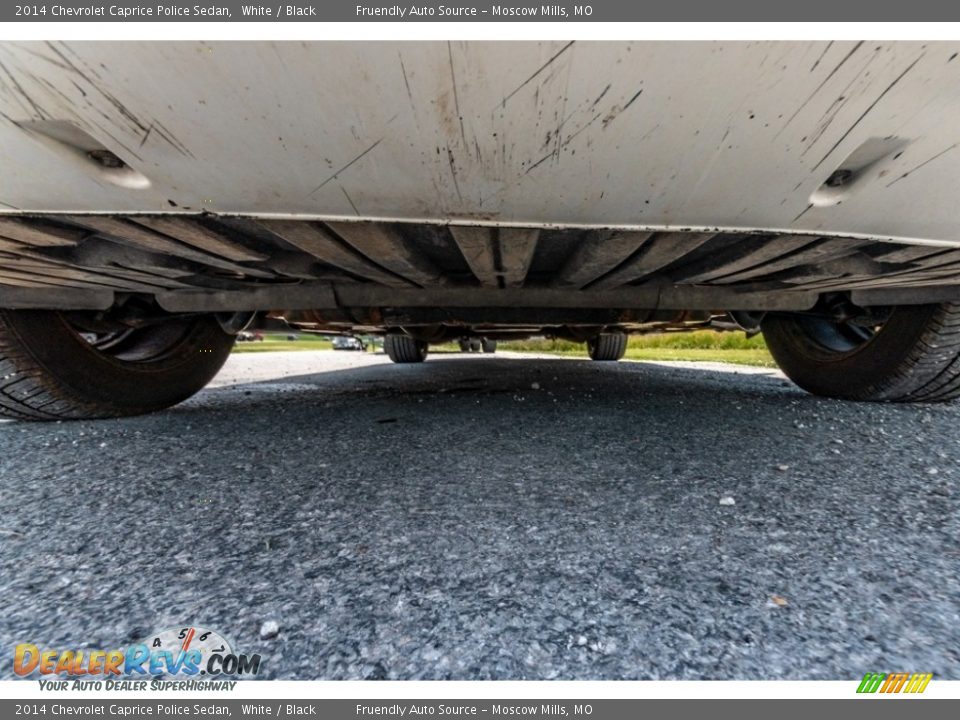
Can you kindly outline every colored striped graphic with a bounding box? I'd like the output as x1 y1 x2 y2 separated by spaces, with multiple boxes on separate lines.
857 672 933 694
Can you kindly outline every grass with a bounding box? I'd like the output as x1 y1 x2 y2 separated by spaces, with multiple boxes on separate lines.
231 333 334 353
499 331 777 367
232 330 776 367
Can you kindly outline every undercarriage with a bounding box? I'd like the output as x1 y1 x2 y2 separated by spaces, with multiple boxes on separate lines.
3 214 956 325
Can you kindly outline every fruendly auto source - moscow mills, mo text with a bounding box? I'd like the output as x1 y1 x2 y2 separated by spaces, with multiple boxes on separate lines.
355 5 592 17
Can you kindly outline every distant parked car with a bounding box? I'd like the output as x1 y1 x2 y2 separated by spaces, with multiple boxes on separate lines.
236 331 264 342
332 336 366 351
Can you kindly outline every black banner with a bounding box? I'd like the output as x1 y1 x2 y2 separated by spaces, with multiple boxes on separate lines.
2 700 960 719
5 0 960 22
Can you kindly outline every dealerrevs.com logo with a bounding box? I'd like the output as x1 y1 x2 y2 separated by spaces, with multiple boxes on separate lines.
14 626 262 687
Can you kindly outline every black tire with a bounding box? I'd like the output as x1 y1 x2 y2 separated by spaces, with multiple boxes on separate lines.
468 339 482 353
0 309 234 420
762 302 960 402
384 334 428 363
458 339 469 353
587 332 627 361
481 338 498 354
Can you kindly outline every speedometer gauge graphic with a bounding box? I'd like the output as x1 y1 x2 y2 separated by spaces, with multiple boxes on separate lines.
142 626 233 671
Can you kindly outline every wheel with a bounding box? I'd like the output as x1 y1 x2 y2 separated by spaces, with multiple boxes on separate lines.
384 334 428 363
587 332 627 361
0 309 234 420
458 339 469 353
762 302 960 402
481 338 498 354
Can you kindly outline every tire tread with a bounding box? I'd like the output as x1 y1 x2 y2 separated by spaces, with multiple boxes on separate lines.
765 302 960 402
384 334 426 363
588 332 627 361
0 310 234 420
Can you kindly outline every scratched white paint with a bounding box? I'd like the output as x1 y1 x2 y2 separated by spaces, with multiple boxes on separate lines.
0 41 959 245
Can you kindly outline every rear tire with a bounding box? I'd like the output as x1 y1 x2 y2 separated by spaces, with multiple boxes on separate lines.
762 302 960 402
481 338 497 354
587 332 627 361
384 334 428 363
0 309 234 420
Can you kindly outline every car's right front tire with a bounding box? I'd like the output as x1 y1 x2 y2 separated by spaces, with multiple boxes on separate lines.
762 302 960 402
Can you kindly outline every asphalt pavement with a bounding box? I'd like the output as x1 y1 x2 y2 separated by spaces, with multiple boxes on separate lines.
1 350 958 680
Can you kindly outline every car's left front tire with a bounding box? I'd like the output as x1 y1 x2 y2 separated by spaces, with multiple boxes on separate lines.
0 309 234 420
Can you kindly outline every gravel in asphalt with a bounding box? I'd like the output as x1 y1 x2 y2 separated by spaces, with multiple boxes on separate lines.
1 351 958 680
